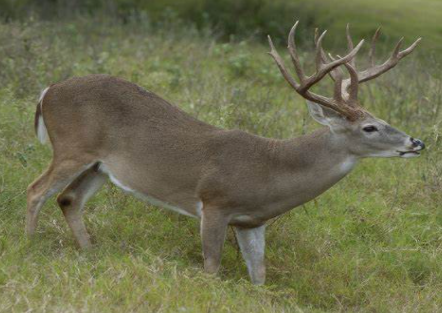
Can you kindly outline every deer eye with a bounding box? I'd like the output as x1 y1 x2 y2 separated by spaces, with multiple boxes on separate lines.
363 126 378 133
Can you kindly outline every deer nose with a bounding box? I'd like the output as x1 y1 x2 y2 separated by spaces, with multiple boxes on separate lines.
410 137 425 150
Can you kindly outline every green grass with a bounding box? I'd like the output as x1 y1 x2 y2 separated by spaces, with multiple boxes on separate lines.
0 15 441 313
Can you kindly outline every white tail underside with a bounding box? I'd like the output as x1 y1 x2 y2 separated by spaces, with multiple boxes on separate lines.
37 87 50 144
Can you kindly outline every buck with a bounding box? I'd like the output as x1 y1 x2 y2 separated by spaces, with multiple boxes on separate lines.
27 22 424 285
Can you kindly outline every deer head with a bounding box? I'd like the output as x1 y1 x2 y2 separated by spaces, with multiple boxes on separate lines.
268 22 424 158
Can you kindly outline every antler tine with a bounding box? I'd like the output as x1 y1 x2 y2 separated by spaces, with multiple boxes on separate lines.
368 26 381 66
314 29 328 72
314 28 327 61
314 28 341 82
338 56 359 104
398 37 422 58
268 35 300 90
287 21 306 82
346 24 356 67
327 53 344 103
333 68 344 103
332 50 359 106
392 37 404 58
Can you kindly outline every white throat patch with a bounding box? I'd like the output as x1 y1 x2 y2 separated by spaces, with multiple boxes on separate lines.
338 157 357 175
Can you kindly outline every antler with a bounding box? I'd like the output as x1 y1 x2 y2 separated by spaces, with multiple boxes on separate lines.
316 24 421 91
268 21 365 120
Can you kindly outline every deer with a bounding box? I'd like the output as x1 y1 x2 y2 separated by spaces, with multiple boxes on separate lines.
27 21 424 285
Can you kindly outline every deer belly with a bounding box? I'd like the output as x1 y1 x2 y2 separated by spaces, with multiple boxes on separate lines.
99 164 202 218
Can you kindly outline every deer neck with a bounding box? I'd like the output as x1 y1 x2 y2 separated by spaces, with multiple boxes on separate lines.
263 127 358 215
281 127 357 177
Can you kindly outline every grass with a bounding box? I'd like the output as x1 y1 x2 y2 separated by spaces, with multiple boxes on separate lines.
0 14 441 313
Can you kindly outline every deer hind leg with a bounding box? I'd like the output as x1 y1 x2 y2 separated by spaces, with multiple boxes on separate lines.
200 207 229 275
57 164 107 249
26 159 95 237
234 225 266 285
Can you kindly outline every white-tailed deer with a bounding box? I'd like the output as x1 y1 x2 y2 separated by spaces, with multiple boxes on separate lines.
27 22 423 285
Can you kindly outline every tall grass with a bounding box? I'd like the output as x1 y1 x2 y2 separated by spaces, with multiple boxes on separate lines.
0 15 441 312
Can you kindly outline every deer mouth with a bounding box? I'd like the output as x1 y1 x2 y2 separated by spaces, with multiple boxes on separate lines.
397 150 421 158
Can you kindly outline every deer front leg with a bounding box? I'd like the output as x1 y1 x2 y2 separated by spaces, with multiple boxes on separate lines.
200 208 229 275
234 225 266 285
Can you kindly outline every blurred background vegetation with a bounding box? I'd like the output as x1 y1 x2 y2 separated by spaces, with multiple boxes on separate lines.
0 1 440 312
1 0 441 50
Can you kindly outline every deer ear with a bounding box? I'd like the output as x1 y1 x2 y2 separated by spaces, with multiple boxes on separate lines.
306 101 345 128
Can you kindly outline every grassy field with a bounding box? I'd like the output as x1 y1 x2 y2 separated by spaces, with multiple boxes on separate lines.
0 10 441 313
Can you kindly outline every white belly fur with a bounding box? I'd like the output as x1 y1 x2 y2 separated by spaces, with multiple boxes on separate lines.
100 164 202 218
